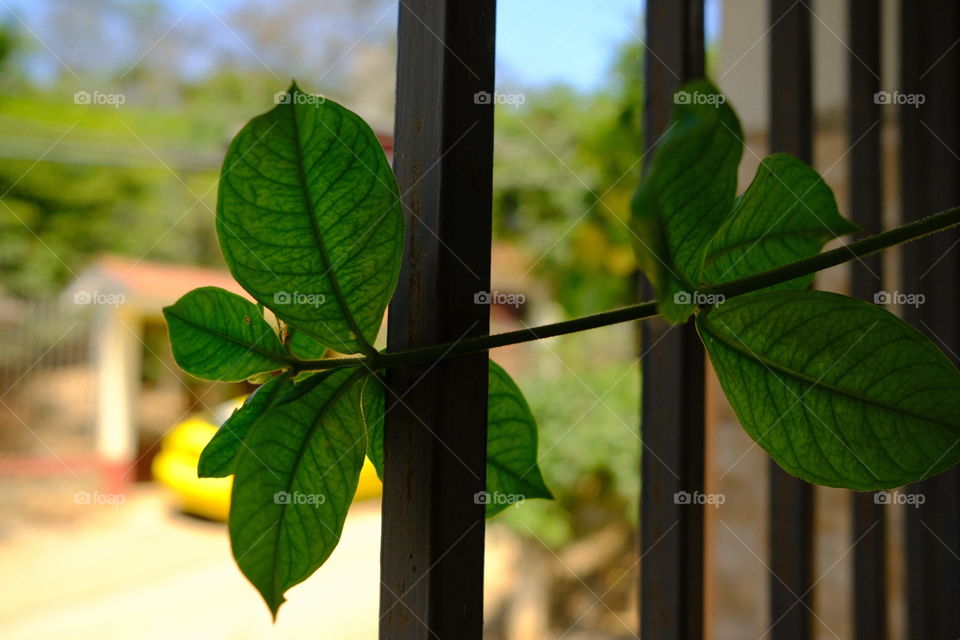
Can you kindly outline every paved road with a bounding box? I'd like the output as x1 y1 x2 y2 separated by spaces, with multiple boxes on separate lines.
0 487 381 639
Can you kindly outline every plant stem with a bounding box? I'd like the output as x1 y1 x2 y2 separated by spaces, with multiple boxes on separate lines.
377 301 660 369
295 205 960 372
703 205 960 299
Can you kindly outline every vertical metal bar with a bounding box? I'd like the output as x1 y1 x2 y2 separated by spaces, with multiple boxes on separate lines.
379 2 495 639
900 2 960 638
767 2 814 639
640 3 705 639
847 3 887 639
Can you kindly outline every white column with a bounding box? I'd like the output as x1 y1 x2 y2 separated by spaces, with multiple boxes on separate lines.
93 305 140 466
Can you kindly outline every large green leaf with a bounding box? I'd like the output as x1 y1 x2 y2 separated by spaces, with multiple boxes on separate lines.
229 368 368 616
198 372 294 478
217 83 403 356
363 361 553 517
163 286 291 381
631 79 743 323
698 290 960 490
702 154 858 288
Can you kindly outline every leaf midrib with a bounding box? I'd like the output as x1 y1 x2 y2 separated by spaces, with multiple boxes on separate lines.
698 312 959 430
287 101 373 355
165 307 293 365
702 229 831 270
270 368 367 607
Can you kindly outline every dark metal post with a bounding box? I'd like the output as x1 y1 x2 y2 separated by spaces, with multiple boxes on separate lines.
767 2 814 639
379 2 496 639
900 3 960 638
639 2 706 639
847 3 887 638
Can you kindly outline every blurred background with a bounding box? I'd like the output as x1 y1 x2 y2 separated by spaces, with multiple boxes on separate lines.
0 1 912 638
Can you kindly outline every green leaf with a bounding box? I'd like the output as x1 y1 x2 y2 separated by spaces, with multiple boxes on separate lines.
702 154 859 288
631 79 743 323
163 286 291 382
360 375 384 478
485 361 553 516
217 83 404 356
198 373 294 478
697 290 960 490
230 368 368 617
363 362 553 517
288 326 329 360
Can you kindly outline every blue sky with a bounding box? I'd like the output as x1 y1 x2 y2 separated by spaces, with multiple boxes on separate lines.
497 0 721 90
497 0 642 90
3 0 721 92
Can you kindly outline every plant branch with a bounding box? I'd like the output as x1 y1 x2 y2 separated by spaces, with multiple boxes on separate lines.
702 205 960 299
294 205 960 372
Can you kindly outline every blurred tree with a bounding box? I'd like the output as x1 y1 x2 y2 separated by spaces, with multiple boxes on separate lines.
0 0 397 299
493 42 643 316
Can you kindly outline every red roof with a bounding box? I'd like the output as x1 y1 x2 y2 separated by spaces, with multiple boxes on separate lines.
67 255 249 312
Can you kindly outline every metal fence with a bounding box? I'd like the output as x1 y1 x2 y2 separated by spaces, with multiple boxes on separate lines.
0 299 94 458
380 1 960 638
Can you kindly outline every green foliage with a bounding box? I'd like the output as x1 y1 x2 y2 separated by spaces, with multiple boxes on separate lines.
492 43 644 316
217 83 403 356
229 368 369 618
699 290 960 490
501 331 639 548
485 361 554 516
163 287 291 381
165 86 552 616
631 79 960 494
631 79 742 323
198 372 294 478
703 154 860 288
364 361 554 518
163 78 960 621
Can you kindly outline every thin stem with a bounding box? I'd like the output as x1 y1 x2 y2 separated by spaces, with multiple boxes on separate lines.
377 301 660 369
703 205 960 299
295 205 960 372
292 354 369 372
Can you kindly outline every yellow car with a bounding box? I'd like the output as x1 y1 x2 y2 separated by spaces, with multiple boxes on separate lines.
153 397 382 521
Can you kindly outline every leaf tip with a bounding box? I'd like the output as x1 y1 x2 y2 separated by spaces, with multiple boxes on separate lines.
268 596 286 621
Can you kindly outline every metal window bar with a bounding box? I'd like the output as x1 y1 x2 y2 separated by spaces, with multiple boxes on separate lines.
379 2 496 639
767 2 815 639
847 2 887 639
900 2 960 638
378 1 960 638
639 2 707 640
